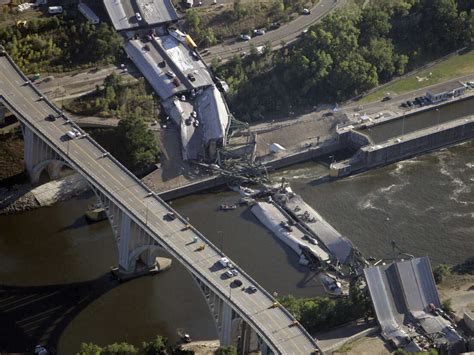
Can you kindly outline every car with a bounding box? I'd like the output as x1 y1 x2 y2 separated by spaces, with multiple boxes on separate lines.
66 131 77 139
185 117 192 126
239 34 251 41
190 51 199 59
381 95 392 102
270 22 281 30
219 257 230 268
247 285 257 293
173 77 181 87
253 28 266 36
146 34 153 41
166 71 175 79
193 119 200 128
400 102 408 108
187 73 196 82
143 44 150 52
322 112 334 117
46 114 56 121
191 111 197 119
302 8 311 15
230 268 238 276
224 270 234 278
165 212 176 221
407 100 414 107
301 28 309 36
135 12 142 21
232 279 243 287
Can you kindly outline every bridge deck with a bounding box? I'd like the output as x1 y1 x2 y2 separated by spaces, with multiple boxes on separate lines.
0 54 320 354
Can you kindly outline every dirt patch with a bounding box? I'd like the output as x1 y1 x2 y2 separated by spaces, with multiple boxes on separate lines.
438 273 474 318
333 334 391 355
179 340 219 355
0 129 25 182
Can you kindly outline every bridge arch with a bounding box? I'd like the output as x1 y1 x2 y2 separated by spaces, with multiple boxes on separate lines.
30 159 71 184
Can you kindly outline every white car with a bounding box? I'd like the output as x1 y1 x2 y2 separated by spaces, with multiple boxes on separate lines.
302 8 311 15
135 12 142 21
253 28 266 36
66 130 77 139
224 270 235 278
219 257 229 268
239 34 251 41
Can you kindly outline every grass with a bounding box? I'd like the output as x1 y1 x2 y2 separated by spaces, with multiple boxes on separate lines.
358 49 474 104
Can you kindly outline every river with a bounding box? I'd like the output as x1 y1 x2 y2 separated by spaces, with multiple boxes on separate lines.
0 141 472 353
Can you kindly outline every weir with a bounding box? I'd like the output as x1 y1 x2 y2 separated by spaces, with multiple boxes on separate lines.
332 94 474 177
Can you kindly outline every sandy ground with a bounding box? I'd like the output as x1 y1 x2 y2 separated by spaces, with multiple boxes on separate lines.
179 340 220 354
332 333 392 355
438 273 474 319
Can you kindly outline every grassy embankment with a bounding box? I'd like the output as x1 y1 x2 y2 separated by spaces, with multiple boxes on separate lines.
359 50 474 104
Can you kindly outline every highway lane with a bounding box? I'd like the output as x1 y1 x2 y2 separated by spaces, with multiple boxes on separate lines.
204 0 344 63
0 55 320 354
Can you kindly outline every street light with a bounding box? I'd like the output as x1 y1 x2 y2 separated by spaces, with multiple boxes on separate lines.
436 108 440 126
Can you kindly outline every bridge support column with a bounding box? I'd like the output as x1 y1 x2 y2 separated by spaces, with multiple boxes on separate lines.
0 105 5 125
21 123 63 184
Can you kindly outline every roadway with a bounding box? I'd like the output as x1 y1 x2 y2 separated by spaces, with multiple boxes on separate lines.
203 0 344 63
0 54 320 354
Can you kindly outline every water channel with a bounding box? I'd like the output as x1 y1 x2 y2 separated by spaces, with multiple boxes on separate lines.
0 140 472 353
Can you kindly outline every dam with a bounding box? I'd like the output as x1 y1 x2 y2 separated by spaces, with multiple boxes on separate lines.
331 94 474 177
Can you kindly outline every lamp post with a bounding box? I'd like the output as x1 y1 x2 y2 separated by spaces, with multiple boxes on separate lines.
436 108 440 126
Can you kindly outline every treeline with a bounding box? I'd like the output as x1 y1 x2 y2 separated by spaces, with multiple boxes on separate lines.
279 280 373 332
66 73 156 121
0 14 122 74
78 335 236 355
82 74 160 172
215 0 474 121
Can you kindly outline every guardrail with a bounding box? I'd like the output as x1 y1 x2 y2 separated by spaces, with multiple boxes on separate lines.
1 53 320 354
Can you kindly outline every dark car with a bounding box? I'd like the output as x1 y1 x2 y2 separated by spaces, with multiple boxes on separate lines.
187 73 196 82
232 279 243 287
381 96 392 102
247 285 257 293
46 114 56 121
165 212 176 221
400 102 408 108
407 100 414 107
270 22 281 30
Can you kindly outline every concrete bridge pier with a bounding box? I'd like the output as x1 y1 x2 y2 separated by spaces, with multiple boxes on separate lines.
91 187 163 279
21 123 66 184
0 105 5 125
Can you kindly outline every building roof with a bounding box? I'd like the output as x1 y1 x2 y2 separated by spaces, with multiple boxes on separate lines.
427 81 465 95
103 0 178 31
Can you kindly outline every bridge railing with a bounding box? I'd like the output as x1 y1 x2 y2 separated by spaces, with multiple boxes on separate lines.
2 53 319 353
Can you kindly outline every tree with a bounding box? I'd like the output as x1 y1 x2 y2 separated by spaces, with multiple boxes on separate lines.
215 346 237 355
141 335 168 355
78 343 102 355
432 264 451 284
102 343 138 355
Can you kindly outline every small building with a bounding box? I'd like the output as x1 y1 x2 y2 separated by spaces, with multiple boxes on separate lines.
78 3 100 24
48 6 63 14
426 82 465 104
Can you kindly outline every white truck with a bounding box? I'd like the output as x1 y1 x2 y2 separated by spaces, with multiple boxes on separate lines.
48 6 63 14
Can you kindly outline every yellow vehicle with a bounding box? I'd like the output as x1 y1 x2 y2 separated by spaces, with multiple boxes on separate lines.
196 244 205 251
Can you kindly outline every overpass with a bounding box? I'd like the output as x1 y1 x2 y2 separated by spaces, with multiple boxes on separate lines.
0 49 321 354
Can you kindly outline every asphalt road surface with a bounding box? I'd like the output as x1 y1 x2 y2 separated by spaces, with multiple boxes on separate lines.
203 0 345 63
0 54 320 355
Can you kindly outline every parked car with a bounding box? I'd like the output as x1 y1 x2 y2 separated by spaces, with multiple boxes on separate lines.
302 8 311 15
239 34 251 41
135 12 142 21
187 73 196 82
193 119 200 128
65 131 77 139
381 95 392 102
247 285 257 293
270 22 281 30
232 279 243 287
46 114 56 121
253 28 266 36
166 71 175 79
142 44 150 52
224 270 235 278
173 77 181 87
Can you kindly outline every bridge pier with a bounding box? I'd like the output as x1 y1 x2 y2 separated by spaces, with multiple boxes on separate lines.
21 123 66 184
0 105 5 125
92 188 163 279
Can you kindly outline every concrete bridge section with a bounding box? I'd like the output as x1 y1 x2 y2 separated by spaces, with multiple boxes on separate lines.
0 49 321 354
